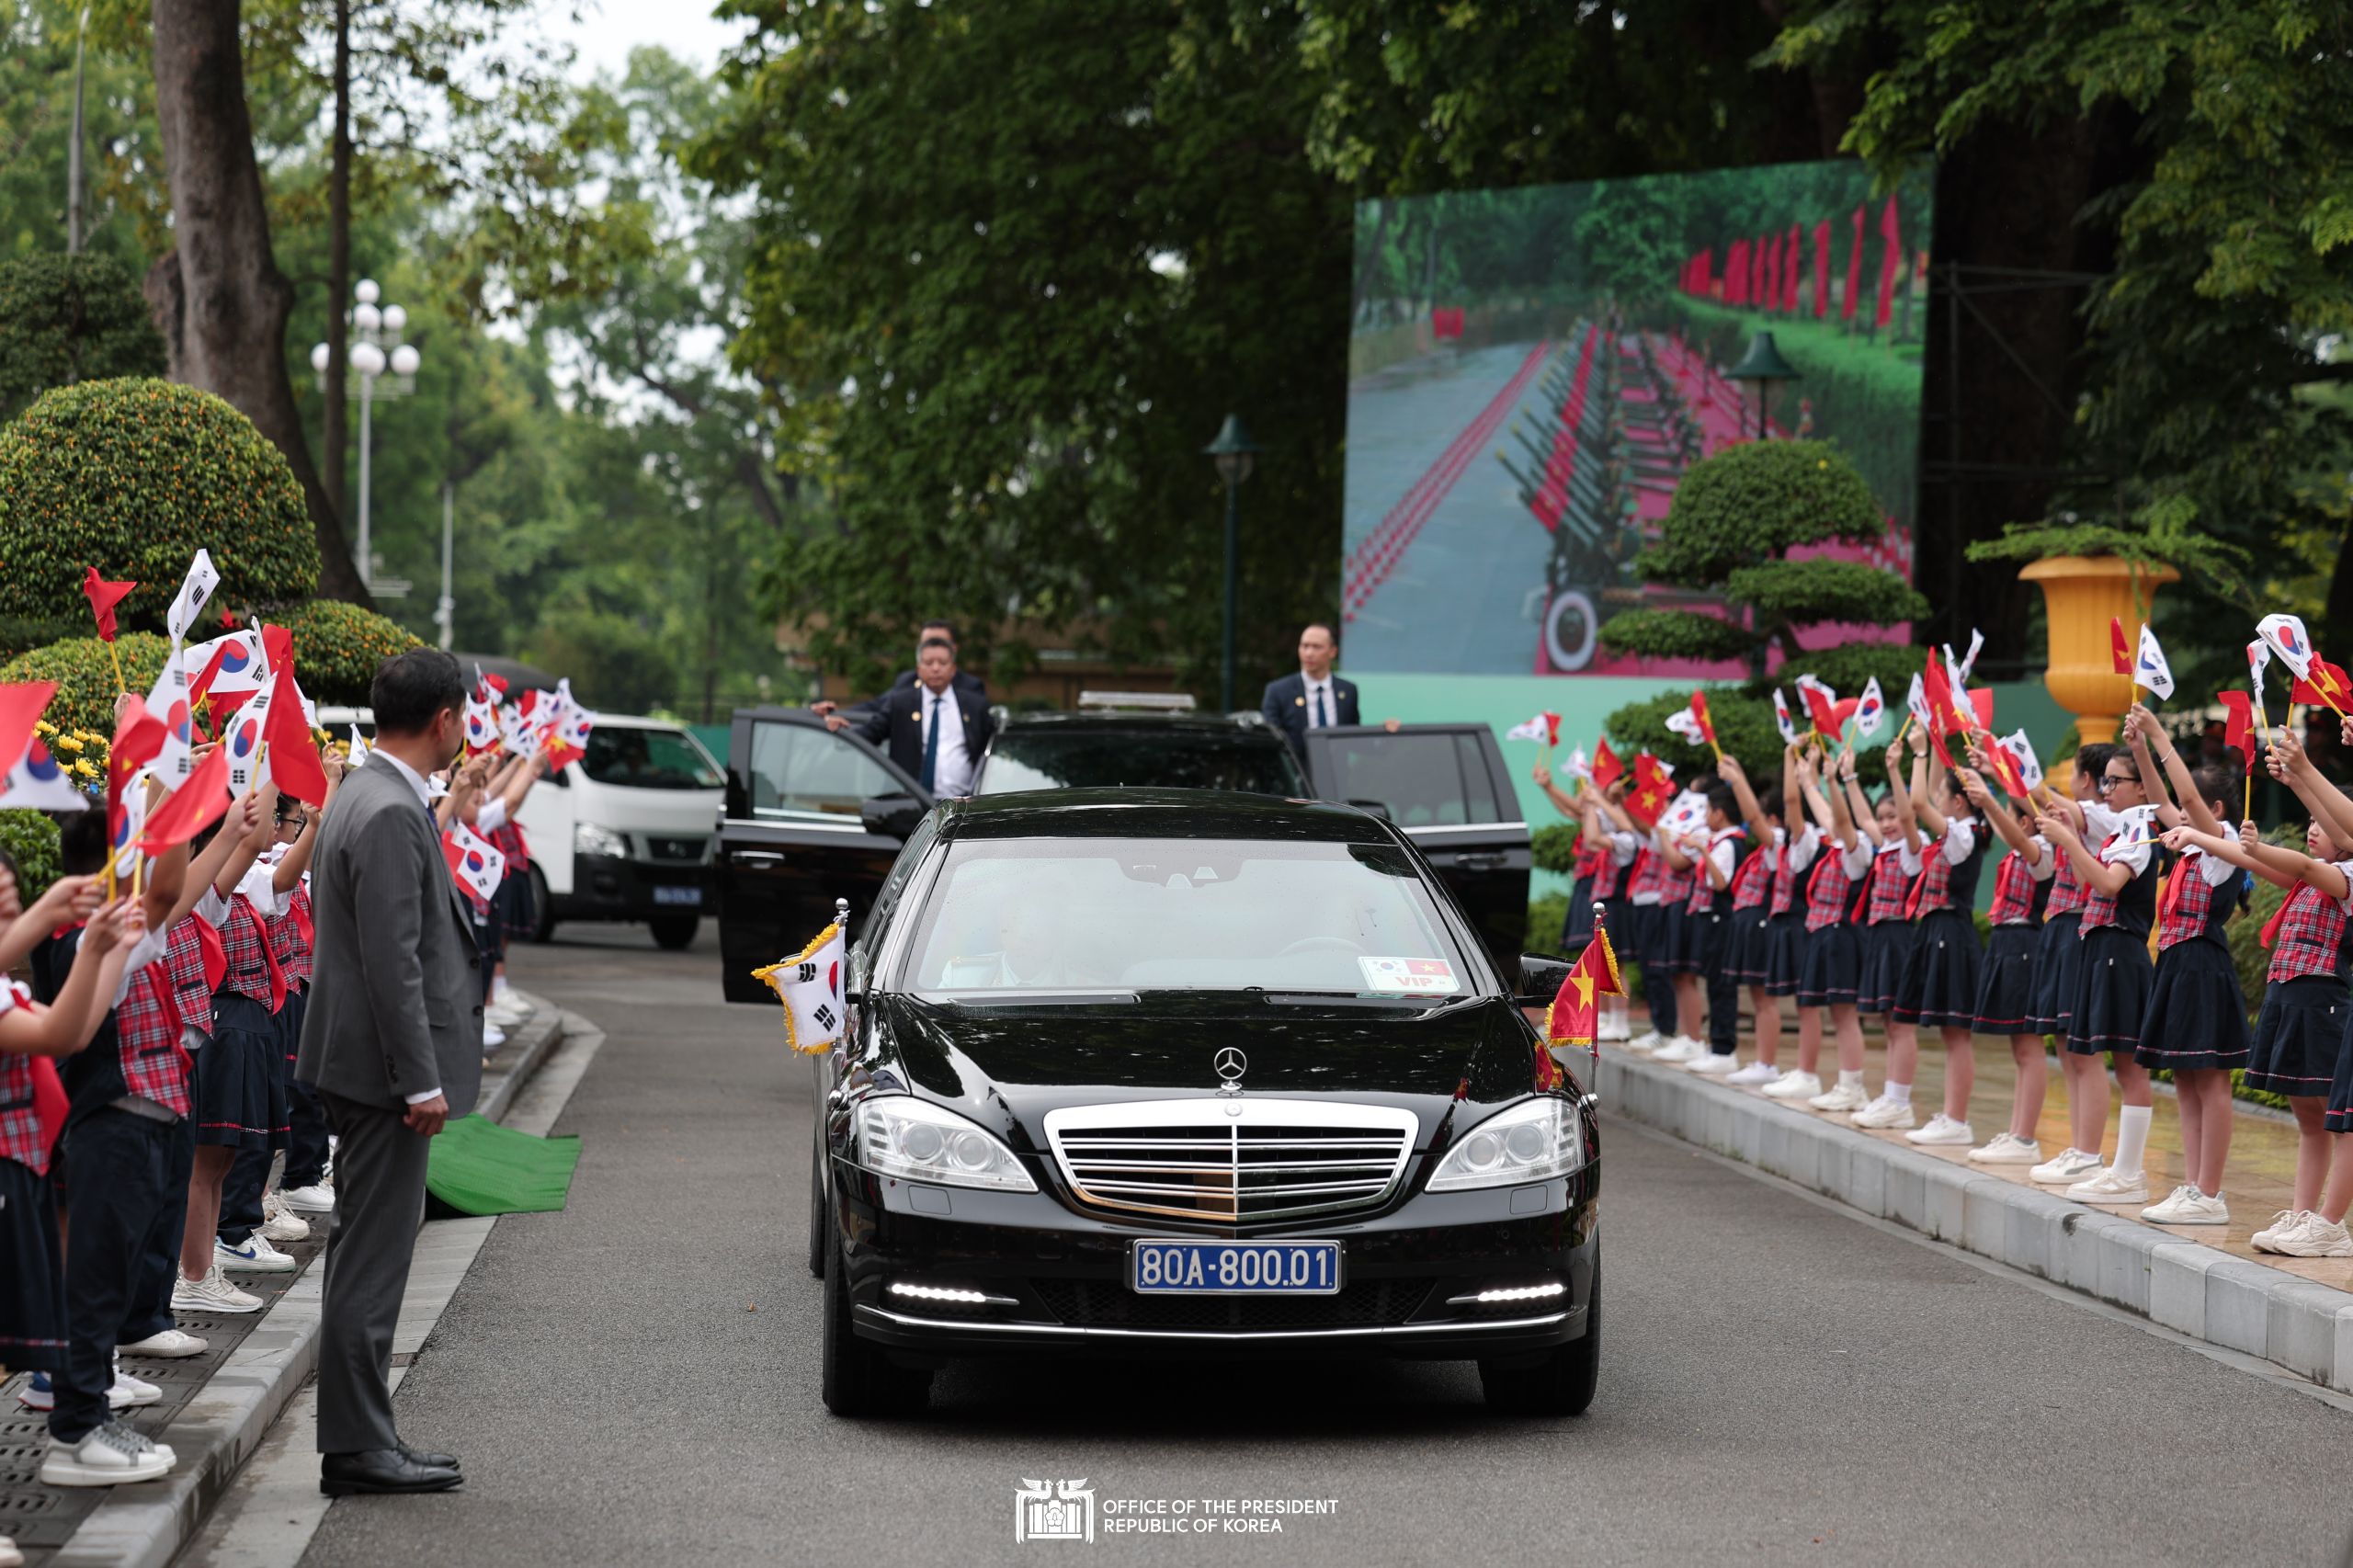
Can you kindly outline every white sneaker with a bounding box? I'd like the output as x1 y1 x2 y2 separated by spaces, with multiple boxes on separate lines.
1852 1096 1917 1131
216 1233 296 1274
1597 1011 1631 1041
483 1002 527 1028
2065 1167 2148 1204
483 1024 508 1049
1967 1131 2044 1164
1686 1051 1742 1076
1905 1113 1974 1146
173 1266 262 1315
1808 1080 1870 1113
280 1182 335 1215
1651 1035 1705 1063
2274 1214 2353 1257
260 1192 310 1244
2141 1186 2229 1225
2029 1147 2103 1185
15 1370 153 1413
1625 1029 1663 1054
2252 1209 2316 1253
119 1328 207 1358
2 1530 23 1568
1761 1069 1824 1100
1724 1060 1780 1086
38 1419 172 1487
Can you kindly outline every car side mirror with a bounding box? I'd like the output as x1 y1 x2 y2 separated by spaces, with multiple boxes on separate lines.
1347 797 1393 821
1514 952 1574 1007
859 792 928 840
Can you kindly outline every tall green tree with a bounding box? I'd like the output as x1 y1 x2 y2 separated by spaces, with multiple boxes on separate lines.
698 0 1351 697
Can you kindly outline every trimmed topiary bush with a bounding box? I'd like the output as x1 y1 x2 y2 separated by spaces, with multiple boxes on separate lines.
0 808 63 903
274 599 424 705
0 632 169 738
0 255 166 425
1530 822 1582 876
0 379 319 629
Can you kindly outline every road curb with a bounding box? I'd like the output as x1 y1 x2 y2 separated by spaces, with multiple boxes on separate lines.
45 996 569 1568
1594 1049 2353 1397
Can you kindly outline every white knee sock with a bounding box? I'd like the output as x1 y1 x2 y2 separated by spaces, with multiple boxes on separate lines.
2114 1104 2153 1178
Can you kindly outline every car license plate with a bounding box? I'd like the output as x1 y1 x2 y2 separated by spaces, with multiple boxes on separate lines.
1130 1239 1342 1295
652 885 701 907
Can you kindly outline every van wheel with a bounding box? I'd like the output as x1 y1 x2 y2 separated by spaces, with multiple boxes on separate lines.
649 915 699 950
527 865 556 944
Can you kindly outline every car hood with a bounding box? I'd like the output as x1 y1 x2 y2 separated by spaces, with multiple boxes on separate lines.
854 992 1558 1154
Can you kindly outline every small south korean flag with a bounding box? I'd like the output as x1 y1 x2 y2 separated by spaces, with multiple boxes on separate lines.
753 922 848 1054
443 820 507 904
2133 624 2176 700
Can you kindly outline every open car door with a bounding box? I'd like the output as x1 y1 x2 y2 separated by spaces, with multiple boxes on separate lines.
714 707 932 1004
1299 722 1531 974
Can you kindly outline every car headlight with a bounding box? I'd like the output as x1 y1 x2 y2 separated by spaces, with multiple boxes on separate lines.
854 1096 1038 1193
574 823 628 858
1425 1098 1584 1192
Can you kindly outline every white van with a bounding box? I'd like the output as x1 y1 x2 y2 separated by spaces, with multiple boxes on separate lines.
318 707 725 950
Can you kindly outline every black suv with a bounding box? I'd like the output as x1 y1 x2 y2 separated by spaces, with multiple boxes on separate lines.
972 711 1306 797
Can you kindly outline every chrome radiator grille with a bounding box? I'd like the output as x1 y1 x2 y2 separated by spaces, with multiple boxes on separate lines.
1042 1100 1418 1222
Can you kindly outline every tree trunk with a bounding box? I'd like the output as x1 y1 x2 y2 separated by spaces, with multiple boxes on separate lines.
144 0 371 606
322 0 351 520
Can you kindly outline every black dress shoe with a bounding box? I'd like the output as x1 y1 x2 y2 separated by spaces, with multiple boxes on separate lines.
321 1449 463 1496
398 1441 460 1471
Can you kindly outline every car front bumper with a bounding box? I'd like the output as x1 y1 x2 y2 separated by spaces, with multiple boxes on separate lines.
560 851 710 921
830 1158 1597 1361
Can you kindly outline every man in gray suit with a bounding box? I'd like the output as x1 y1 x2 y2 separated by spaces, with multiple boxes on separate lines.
296 650 480 1496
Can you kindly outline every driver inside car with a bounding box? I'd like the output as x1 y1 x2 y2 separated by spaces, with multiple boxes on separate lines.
938 875 1097 989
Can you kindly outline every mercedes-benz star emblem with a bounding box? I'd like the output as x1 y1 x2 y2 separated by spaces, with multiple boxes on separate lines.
1213 1047 1247 1088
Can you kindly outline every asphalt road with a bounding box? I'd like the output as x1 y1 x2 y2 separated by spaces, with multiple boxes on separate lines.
301 925 2353 1568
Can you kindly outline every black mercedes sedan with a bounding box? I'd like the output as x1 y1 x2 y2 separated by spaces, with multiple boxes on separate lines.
808 789 1598 1418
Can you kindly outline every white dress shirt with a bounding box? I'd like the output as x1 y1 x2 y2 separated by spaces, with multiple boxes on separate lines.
918 686 975 798
1302 674 1339 729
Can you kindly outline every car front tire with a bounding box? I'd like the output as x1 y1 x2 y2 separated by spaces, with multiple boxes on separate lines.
806 1134 826 1279
1479 1255 1598 1417
527 864 556 944
821 1224 931 1418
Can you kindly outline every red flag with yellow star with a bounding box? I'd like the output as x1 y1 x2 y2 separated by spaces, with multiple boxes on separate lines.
1546 916 1624 1051
1625 752 1672 829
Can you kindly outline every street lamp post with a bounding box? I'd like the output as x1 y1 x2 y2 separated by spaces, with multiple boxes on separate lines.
1722 331 1802 441
311 278 420 596
1203 415 1261 713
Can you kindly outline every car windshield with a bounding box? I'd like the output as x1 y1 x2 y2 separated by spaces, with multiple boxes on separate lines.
897 835 1472 999
977 730 1306 797
582 727 723 790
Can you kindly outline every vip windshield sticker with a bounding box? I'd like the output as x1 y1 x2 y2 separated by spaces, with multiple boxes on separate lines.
1358 956 1460 994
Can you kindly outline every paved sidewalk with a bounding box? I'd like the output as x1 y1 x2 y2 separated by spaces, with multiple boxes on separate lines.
0 995 567 1568
1593 1029 2353 1394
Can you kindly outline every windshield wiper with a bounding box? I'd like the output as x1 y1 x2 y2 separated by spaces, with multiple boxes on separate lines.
926 989 1141 1007
1258 991 1442 1009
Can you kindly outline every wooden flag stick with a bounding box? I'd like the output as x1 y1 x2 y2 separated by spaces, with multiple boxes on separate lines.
107 640 128 694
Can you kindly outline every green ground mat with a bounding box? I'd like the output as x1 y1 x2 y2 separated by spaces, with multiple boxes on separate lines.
424 1114 582 1216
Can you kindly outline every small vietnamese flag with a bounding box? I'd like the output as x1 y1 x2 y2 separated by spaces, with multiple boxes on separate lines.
1689 691 1715 746
138 745 231 855
2217 690 2256 775
2290 658 2352 709
2109 617 2132 677
1981 737 2030 799
1590 739 1624 792
83 567 138 642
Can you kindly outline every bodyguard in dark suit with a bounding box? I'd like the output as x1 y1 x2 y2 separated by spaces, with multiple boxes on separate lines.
1260 623 1360 760
296 650 478 1496
888 619 987 704
827 638 995 796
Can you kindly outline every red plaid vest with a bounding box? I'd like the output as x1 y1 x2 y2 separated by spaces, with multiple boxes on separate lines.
1987 851 2040 926
2265 883 2348 983
2078 840 2158 937
268 884 314 988
1863 844 1910 926
2042 847 2090 919
1628 847 1667 904
2154 854 2231 952
1729 838 1775 912
1803 846 1855 931
0 983 47 1172
1768 833 1815 917
116 960 192 1117
1657 855 1697 908
164 915 215 1038
217 893 285 1009
1591 845 1626 900
1687 832 1741 913
488 819 529 874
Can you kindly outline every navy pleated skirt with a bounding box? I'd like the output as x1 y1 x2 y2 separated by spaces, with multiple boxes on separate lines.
1857 920 1917 1016
1659 904 1701 974
1722 907 1775 984
193 992 289 1151
1762 911 1807 997
1796 923 1861 1008
2065 925 2154 1057
2024 912 2083 1037
2325 1005 2353 1133
1562 875 1597 949
1971 924 2040 1036
2246 976 2348 1097
2131 939 2251 1072
1893 907 1984 1030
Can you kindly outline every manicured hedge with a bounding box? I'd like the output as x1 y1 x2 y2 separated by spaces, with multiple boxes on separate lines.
0 808 63 903
0 255 165 425
276 599 424 705
0 632 169 738
0 378 319 628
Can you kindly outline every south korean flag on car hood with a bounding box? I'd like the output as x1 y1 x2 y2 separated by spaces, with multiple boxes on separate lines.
752 922 847 1055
